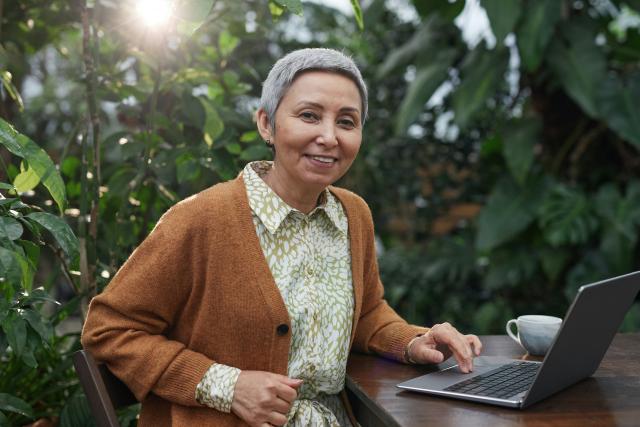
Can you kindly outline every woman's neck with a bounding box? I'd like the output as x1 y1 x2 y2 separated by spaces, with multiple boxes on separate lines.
262 164 322 215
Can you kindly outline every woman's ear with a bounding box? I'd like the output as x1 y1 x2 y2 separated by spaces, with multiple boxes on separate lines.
255 108 272 141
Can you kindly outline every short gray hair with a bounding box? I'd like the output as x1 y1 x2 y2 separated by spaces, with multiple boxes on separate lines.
259 48 368 131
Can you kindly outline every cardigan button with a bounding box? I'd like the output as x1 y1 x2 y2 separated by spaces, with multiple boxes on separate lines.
276 324 289 336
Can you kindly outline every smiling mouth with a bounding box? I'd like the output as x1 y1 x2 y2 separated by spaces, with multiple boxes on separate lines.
305 155 337 164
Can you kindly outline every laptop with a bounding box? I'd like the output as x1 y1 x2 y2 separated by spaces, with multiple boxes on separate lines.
397 271 640 408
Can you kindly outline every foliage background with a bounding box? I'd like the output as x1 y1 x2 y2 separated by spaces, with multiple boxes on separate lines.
1 0 639 425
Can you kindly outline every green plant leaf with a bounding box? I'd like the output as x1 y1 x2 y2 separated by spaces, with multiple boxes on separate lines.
538 185 599 246
0 118 66 213
201 99 225 145
176 0 214 22
21 308 53 343
175 152 201 183
26 212 79 260
351 0 364 30
395 49 456 134
0 246 23 289
598 72 640 147
0 70 24 111
272 0 303 15
480 0 522 43
13 163 40 192
218 30 239 57
501 118 539 185
411 0 465 21
476 175 549 251
59 392 96 427
0 393 33 418
2 311 27 357
452 47 509 130
0 217 23 240
547 18 607 118
516 0 562 71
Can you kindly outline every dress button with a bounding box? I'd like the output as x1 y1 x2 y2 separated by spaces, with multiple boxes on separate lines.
276 324 289 336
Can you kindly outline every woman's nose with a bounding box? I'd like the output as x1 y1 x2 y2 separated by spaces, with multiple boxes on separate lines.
315 123 338 146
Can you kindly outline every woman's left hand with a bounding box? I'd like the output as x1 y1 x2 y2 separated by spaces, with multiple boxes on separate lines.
407 322 482 373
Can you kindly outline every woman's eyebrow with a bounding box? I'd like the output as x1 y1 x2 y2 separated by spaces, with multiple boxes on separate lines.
295 101 361 116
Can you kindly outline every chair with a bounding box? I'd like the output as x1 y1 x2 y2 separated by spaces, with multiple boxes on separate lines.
72 350 138 427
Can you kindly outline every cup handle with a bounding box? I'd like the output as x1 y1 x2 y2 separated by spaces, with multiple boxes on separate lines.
506 319 520 345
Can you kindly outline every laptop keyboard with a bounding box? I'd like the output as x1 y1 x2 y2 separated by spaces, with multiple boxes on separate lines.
444 361 540 399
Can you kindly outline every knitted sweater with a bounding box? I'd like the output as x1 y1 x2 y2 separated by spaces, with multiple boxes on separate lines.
81 175 429 426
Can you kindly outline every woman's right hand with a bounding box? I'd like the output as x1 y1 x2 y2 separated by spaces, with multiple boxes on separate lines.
230 370 303 427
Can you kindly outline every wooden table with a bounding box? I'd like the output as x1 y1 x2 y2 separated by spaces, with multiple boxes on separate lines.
346 334 640 427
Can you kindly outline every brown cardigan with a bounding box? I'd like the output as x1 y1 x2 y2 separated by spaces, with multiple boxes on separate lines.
81 176 428 426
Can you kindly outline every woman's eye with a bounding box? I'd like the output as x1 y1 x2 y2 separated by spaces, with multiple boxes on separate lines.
339 119 356 128
300 112 317 121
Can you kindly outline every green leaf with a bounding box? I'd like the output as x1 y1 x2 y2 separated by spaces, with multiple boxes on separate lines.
201 99 225 145
240 131 259 143
412 0 465 21
26 212 79 260
272 0 303 15
538 185 599 246
395 49 456 134
376 16 447 79
268 1 286 19
2 311 27 356
452 47 509 130
351 0 364 31
0 246 23 289
0 118 66 213
0 217 23 240
225 143 242 155
539 247 570 282
516 0 562 71
239 144 272 161
476 175 549 251
501 118 540 185
61 156 81 178
59 392 96 427
0 393 33 418
21 308 53 343
176 0 214 22
175 153 201 183
0 70 24 111
547 18 607 118
481 0 521 43
13 162 40 192
598 72 640 147
218 30 239 57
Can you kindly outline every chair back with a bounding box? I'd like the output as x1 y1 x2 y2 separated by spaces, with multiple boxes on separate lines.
73 350 138 427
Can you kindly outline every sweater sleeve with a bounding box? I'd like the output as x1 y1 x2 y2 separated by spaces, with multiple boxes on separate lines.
351 199 429 362
81 205 215 407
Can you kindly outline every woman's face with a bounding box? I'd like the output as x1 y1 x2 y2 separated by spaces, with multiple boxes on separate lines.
257 71 363 194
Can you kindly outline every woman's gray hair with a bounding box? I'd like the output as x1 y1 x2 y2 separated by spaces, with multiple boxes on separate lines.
259 48 368 131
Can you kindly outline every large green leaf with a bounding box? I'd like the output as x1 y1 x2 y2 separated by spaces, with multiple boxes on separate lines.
0 118 66 213
480 0 522 43
0 393 33 418
516 0 561 71
175 0 214 22
538 185 599 246
411 0 465 21
547 18 606 118
501 118 540 185
13 162 40 193
201 99 225 146
59 392 96 427
395 49 456 134
21 308 53 343
598 72 640 148
0 246 24 289
0 216 23 240
376 16 447 79
26 212 79 260
451 47 509 130
476 175 549 251
2 311 27 357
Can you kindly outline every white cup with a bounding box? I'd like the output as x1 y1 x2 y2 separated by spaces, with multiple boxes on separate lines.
506 315 562 356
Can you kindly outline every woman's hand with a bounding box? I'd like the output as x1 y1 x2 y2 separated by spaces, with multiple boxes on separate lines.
407 322 482 373
231 370 303 427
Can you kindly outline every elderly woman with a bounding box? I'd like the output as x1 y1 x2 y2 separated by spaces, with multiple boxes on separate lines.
81 48 482 427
